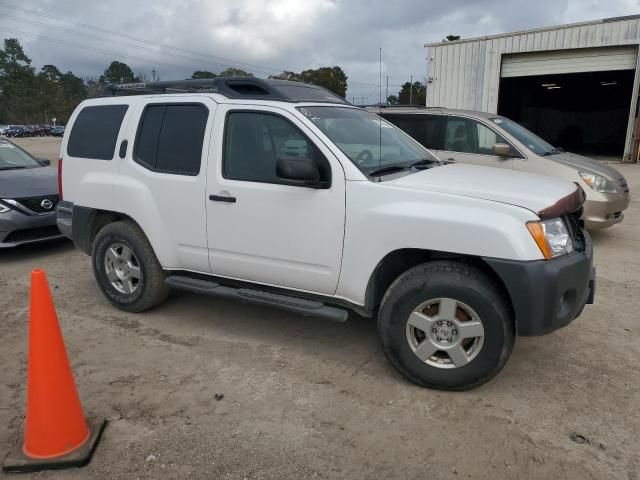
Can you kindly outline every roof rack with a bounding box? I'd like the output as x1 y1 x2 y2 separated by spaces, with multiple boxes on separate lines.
102 77 350 105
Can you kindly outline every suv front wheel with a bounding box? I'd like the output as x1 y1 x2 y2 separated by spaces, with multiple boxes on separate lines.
378 261 515 390
92 220 169 312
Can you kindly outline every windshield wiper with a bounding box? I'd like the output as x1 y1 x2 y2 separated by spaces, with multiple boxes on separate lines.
408 158 438 167
0 166 27 171
368 165 411 178
369 158 438 178
540 147 564 156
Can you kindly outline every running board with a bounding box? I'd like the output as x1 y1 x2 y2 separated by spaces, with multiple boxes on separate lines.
165 275 348 323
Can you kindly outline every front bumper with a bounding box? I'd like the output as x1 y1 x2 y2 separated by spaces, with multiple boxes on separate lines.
0 208 63 248
483 231 595 336
583 192 630 230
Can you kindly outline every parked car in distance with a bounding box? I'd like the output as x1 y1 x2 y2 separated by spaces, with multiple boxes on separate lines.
4 126 26 138
373 107 631 230
50 126 65 137
24 125 39 137
0 139 63 247
0 125 9 136
58 77 594 391
32 125 52 136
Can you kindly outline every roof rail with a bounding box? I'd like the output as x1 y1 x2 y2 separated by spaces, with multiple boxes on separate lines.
101 77 350 104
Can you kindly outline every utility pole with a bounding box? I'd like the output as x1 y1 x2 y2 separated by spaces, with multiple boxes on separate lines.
409 75 413 105
386 76 389 106
152 69 157 82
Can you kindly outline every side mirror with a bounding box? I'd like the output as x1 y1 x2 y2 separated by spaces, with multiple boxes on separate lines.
276 157 323 187
492 143 513 158
37 158 51 166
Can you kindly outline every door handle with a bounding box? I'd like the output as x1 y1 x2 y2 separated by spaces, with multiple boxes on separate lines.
209 194 236 203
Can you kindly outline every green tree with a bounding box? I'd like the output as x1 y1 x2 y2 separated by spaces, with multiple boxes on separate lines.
397 81 426 105
39 64 62 83
0 38 38 123
270 66 348 97
100 61 138 84
218 67 253 77
270 70 301 81
0 38 87 123
191 70 217 79
386 94 399 105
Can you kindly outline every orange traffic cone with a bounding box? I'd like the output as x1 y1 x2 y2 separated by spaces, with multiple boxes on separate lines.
2 270 106 473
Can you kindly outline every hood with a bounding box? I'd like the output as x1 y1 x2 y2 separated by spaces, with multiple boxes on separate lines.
387 163 578 214
0 166 58 198
549 152 625 181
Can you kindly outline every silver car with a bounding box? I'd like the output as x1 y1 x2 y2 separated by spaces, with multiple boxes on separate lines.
0 139 63 247
374 107 630 230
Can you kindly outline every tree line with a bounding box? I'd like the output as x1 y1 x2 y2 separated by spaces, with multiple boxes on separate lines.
1 36 427 124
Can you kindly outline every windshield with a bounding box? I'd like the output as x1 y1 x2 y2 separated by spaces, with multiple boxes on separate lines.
490 116 558 155
297 106 438 175
0 141 41 169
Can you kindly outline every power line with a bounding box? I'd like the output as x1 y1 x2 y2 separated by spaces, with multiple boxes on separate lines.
0 1 286 75
0 2 420 92
0 25 210 73
0 12 280 75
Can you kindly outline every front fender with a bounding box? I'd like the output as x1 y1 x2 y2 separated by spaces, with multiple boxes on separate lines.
336 181 543 305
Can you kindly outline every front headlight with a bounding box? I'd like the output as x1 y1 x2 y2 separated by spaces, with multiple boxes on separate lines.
527 218 574 260
579 171 617 193
0 201 11 214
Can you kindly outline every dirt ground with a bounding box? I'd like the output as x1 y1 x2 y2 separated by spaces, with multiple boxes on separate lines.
1 137 639 480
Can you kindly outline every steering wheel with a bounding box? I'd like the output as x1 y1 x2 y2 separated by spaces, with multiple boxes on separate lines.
355 149 374 165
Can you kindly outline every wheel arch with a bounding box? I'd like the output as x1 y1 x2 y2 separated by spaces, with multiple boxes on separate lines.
72 206 145 255
363 248 515 324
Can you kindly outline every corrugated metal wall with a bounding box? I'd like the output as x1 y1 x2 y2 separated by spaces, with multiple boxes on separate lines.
425 16 640 160
425 17 640 113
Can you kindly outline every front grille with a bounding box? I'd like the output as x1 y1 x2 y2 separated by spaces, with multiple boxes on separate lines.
15 194 59 214
4 225 61 243
564 208 585 252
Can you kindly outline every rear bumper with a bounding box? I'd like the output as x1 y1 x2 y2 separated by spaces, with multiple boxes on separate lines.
56 200 74 239
0 208 63 248
483 231 595 336
56 200 95 254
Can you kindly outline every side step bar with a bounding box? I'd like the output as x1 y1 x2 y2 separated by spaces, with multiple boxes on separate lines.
165 275 348 323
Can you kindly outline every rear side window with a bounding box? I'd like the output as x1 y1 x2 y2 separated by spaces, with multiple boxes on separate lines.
381 114 445 150
134 103 208 176
443 116 509 155
67 105 128 160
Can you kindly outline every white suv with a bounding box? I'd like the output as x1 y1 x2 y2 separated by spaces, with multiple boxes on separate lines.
57 78 595 390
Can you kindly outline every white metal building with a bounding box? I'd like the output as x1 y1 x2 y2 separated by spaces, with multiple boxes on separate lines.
425 15 640 161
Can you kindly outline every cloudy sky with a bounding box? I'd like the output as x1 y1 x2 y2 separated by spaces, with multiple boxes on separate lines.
1 0 638 100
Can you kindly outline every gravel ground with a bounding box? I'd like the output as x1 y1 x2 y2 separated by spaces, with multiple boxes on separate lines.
1 138 639 480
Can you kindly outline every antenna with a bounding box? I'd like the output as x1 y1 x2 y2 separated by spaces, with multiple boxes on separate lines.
378 47 383 174
379 47 382 106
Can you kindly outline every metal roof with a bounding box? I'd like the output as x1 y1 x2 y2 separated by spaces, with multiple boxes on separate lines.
424 15 640 47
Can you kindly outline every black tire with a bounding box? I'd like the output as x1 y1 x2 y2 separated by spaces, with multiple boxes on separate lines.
92 220 169 312
377 261 515 391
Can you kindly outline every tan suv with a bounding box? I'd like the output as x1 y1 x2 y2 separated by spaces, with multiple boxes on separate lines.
373 107 630 230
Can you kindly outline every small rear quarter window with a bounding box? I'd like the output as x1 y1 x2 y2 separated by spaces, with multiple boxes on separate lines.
67 105 128 160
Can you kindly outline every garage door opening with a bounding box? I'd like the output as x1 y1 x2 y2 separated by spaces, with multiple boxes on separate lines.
498 69 635 157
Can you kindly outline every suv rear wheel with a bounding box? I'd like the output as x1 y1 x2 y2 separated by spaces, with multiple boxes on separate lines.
377 261 515 390
92 220 169 312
